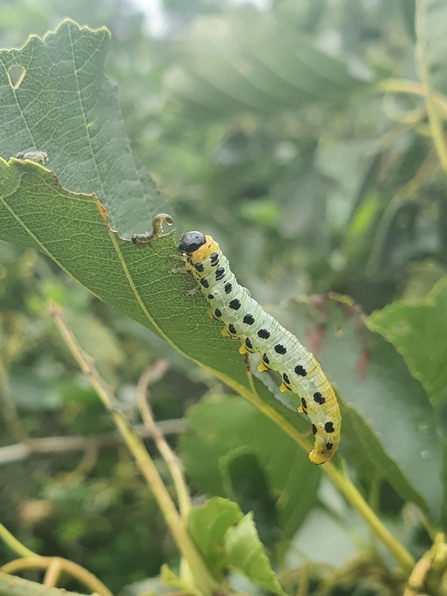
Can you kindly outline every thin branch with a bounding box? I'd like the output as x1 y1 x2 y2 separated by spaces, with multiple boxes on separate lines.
2 557 113 596
42 559 63 588
137 362 192 519
0 571 85 596
376 78 447 119
0 525 36 559
0 419 189 466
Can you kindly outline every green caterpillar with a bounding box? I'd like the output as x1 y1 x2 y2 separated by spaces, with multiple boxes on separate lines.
133 218 341 464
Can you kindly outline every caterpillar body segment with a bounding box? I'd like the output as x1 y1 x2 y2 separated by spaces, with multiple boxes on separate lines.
178 231 341 465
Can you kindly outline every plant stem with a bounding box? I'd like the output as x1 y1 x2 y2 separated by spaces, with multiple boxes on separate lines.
376 78 447 119
137 362 191 519
0 571 84 596
0 524 35 558
2 557 113 596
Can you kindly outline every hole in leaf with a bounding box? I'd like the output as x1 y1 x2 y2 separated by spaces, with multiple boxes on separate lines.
7 65 26 89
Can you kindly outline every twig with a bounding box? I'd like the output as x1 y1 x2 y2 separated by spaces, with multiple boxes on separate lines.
0 420 189 466
376 78 447 119
43 559 63 588
2 557 113 596
137 362 192 519
0 524 36 558
0 571 85 596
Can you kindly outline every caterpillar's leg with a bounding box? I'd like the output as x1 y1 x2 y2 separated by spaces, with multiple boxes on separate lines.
169 267 187 274
257 354 272 372
169 253 186 261
239 338 255 355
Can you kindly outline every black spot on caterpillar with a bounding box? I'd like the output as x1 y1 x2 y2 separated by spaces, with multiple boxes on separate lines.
176 230 341 465
133 220 341 465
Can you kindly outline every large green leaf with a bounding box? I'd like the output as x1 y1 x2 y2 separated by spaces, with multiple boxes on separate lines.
167 7 369 115
267 295 442 515
0 20 167 238
180 396 320 541
368 276 447 407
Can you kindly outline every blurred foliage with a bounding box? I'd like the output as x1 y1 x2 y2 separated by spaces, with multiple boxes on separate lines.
0 0 447 595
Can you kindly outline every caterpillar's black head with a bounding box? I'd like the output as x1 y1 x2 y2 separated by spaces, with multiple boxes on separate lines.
178 231 206 254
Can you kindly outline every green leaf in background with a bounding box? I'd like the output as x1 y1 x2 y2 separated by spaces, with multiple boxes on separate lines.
0 20 168 238
187 497 243 580
223 450 281 548
180 396 320 541
225 513 284 595
368 276 447 407
267 295 442 516
167 7 369 115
